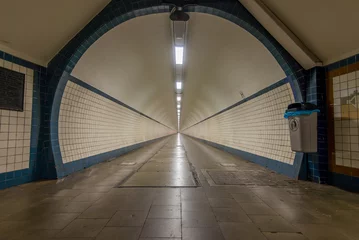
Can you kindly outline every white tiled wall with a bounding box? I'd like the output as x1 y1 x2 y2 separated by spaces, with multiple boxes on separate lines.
183 83 296 164
0 60 33 173
332 71 359 169
59 81 174 163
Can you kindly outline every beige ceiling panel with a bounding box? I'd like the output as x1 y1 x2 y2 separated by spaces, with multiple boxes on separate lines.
0 0 110 65
261 0 359 64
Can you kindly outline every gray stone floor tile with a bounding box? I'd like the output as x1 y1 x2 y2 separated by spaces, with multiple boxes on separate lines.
95 227 141 240
213 208 252 222
219 222 267 240
51 201 92 213
183 227 225 240
56 219 108 238
52 189 82 197
205 189 233 198
72 193 104 202
249 215 299 232
232 193 263 203
209 198 240 208
294 223 351 240
107 210 147 226
182 210 218 227
239 202 278 215
263 232 308 240
79 204 117 219
140 238 181 240
182 200 212 212
1 229 60 240
273 207 327 224
28 213 79 230
148 206 181 218
140 219 181 238
152 196 180 206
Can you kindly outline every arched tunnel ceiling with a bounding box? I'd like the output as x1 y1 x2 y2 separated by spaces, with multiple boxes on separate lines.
72 12 285 131
72 14 177 129
181 13 285 130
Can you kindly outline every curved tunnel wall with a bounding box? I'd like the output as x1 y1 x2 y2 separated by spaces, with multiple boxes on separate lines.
58 78 174 166
182 81 303 178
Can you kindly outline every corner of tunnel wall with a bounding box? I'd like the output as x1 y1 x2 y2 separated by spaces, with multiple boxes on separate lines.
0 50 44 189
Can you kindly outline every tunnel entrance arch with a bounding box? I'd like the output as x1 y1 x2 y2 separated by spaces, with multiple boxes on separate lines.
43 0 304 178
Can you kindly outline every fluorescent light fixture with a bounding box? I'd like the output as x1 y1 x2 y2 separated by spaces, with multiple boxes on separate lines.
177 104 181 108
175 46 184 64
176 82 182 90
177 96 181 101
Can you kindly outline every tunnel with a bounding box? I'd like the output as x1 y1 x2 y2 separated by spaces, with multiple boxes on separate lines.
0 0 359 239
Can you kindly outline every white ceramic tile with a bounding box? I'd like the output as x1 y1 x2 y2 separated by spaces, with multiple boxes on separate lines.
332 72 359 169
0 64 34 174
58 81 174 163
183 83 295 164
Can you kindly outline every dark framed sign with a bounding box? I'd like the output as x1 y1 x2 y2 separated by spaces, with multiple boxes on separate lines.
0 66 25 111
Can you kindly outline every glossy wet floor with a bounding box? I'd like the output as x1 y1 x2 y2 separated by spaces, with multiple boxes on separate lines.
0 134 358 240
120 139 197 187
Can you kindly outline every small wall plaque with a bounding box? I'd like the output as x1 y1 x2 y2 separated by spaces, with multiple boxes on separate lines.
0 66 25 111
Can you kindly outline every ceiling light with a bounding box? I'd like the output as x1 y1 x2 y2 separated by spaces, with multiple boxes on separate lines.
177 104 181 108
177 96 181 101
175 46 184 64
176 82 182 90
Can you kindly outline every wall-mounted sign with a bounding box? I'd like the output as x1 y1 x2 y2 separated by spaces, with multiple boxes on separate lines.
0 66 25 111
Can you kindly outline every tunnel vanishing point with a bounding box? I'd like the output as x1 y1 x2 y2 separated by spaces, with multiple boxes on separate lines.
0 0 359 239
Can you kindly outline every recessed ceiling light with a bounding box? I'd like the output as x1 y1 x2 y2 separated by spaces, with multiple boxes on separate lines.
176 82 182 90
177 96 181 101
175 46 184 64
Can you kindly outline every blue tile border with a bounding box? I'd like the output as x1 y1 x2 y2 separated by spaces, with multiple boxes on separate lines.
0 51 45 190
327 172 359 193
326 53 359 72
186 135 304 179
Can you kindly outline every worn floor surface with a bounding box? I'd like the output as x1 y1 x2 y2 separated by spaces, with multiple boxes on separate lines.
0 134 358 240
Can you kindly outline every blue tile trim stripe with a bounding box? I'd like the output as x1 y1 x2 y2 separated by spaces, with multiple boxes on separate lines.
326 53 359 72
328 172 359 193
186 135 304 179
182 77 290 131
0 51 45 190
69 75 173 130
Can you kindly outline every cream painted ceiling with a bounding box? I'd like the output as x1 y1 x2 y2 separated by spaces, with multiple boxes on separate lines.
181 13 285 130
260 0 359 64
72 14 177 129
0 0 110 65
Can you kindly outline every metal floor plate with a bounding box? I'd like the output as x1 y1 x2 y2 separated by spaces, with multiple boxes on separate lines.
203 169 299 187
